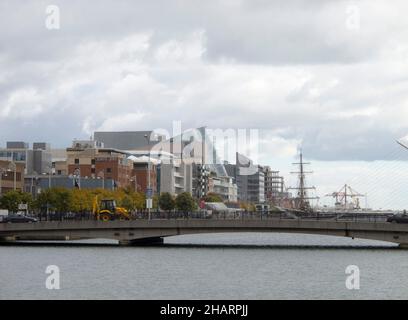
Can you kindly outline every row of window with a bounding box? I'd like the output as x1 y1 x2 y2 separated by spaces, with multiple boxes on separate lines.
73 159 112 174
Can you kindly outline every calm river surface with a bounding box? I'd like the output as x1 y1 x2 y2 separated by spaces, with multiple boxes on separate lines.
1 233 407 300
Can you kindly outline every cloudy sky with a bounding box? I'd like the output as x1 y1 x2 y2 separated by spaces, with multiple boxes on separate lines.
1 0 408 208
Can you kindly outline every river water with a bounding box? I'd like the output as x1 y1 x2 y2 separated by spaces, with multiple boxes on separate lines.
0 233 407 300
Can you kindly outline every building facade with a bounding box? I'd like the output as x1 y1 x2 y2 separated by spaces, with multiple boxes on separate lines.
94 131 193 196
263 166 284 204
225 157 265 204
66 140 134 189
94 131 165 151
0 160 25 194
0 141 52 175
208 174 238 202
24 175 115 196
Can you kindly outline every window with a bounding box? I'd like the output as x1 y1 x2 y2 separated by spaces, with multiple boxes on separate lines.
57 170 62 175
91 159 96 165
74 159 79 165
106 168 112 173
91 168 95 174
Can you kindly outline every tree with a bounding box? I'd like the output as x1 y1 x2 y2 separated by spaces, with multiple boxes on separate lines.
131 192 145 210
203 192 223 203
120 195 134 211
35 188 72 213
152 194 159 210
175 192 196 213
71 189 93 212
50 188 72 212
0 190 33 213
239 202 255 212
35 189 53 212
159 192 175 211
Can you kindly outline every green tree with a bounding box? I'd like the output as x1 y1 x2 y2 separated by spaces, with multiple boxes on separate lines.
203 192 223 203
120 195 134 211
35 188 72 213
35 189 53 212
131 191 145 210
158 192 175 211
52 188 72 212
71 189 93 212
175 192 196 213
0 190 33 213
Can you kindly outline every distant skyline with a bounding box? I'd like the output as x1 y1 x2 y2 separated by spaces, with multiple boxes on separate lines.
1 1 408 209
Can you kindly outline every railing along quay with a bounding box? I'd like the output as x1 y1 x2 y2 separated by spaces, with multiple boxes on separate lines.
20 210 394 223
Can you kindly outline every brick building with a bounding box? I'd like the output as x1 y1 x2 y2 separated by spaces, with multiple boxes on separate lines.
66 140 134 189
0 160 25 195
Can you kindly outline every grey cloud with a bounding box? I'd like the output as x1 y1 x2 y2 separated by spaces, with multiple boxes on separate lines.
0 0 408 162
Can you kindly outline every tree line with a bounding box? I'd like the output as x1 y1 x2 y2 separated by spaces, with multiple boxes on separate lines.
0 188 198 213
0 188 256 214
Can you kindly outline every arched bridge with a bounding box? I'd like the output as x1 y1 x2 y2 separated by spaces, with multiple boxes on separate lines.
1 216 408 247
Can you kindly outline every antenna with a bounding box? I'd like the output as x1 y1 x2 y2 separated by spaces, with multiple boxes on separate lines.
397 139 408 151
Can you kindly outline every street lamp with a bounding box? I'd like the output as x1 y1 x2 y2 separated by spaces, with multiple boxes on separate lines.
157 152 162 196
0 167 10 195
30 173 39 198
98 170 105 189
8 162 16 191
144 134 152 219
74 168 81 189
49 165 53 188
129 175 138 192
43 165 53 189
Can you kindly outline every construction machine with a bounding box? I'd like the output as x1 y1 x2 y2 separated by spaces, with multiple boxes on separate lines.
92 196 131 221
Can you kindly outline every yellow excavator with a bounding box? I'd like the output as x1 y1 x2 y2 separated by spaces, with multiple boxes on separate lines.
92 196 131 221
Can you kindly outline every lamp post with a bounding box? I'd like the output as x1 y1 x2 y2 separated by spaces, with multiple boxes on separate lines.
74 168 81 189
128 175 138 192
144 134 152 219
98 170 105 189
49 166 52 189
8 162 16 191
30 173 39 198
44 165 52 189
0 169 3 196
0 167 10 195
157 153 162 196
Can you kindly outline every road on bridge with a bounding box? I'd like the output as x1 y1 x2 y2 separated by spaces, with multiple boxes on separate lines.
1 214 408 247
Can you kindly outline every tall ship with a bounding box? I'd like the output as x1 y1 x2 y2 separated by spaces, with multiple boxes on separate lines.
287 150 319 213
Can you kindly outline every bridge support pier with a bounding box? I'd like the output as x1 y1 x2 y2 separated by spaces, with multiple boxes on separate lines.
119 237 164 246
0 236 17 244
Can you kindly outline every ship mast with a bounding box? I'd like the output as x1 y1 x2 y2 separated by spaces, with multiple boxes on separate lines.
288 149 318 212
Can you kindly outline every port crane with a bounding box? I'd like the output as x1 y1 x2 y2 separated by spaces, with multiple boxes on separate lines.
325 184 366 209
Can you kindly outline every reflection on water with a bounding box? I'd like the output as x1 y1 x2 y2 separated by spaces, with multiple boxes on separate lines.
0 233 406 300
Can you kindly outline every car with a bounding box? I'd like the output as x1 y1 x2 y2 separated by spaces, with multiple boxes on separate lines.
387 214 408 224
1 215 38 223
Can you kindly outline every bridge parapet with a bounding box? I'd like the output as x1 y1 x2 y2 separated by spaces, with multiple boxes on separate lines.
1 216 408 246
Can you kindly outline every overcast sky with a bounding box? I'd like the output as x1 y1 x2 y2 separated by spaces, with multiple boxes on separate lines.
1 1 408 208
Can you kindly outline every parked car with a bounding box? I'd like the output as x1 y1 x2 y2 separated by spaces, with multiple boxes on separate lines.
1 215 38 223
387 213 408 224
